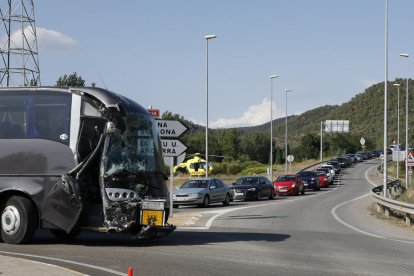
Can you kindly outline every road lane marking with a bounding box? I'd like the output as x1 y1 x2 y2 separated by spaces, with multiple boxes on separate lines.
180 175 342 230
330 165 414 244
0 251 125 276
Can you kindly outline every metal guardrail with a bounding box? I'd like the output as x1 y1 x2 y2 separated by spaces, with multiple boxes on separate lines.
371 165 413 225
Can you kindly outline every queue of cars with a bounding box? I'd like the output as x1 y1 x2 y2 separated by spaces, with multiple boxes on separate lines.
172 151 378 208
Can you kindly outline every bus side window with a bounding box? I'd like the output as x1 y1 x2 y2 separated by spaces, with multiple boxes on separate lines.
31 93 71 144
0 121 24 138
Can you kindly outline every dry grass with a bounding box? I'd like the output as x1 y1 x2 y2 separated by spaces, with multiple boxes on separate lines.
397 186 414 204
386 163 414 203
368 203 414 231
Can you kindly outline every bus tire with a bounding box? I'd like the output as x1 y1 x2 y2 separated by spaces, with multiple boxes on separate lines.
1 195 38 244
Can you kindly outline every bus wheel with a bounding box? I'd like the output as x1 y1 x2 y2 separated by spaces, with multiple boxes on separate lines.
1 196 38 244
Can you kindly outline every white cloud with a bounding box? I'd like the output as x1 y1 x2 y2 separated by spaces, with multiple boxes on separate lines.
0 27 80 52
37 27 81 51
205 98 284 129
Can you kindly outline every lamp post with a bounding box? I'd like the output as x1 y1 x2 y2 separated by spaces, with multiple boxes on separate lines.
320 121 323 162
400 53 409 188
393 83 400 180
285 89 292 173
205 34 216 178
270 75 278 182
383 0 388 197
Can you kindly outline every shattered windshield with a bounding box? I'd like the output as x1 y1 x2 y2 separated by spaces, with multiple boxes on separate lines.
103 113 167 198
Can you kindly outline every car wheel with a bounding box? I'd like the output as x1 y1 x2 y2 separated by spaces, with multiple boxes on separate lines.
173 204 179 208
301 186 305 195
1 195 38 244
269 190 275 200
223 194 230 206
202 195 210 208
295 189 299 196
256 191 261 201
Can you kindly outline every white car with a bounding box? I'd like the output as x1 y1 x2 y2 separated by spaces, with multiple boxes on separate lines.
320 165 335 178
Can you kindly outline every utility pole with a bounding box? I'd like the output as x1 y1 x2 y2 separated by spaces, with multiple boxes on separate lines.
0 0 41 86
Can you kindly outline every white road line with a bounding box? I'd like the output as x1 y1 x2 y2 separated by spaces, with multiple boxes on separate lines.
0 251 126 276
180 176 342 230
330 165 414 244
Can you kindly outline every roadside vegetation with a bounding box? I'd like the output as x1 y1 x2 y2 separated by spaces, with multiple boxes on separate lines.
171 158 322 189
387 163 414 203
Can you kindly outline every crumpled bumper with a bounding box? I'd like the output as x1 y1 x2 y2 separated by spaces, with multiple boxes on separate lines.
137 224 176 239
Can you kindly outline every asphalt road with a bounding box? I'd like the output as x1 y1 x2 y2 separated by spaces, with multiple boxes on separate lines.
1 158 414 275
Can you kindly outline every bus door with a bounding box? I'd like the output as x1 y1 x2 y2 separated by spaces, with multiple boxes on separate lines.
42 175 83 233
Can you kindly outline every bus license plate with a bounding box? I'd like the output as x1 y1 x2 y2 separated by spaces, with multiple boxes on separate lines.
141 210 165 226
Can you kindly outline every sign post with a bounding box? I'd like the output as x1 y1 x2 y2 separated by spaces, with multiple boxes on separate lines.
287 155 294 173
360 137 365 152
405 150 414 188
157 120 188 218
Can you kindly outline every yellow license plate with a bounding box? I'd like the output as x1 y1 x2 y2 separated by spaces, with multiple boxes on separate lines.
141 210 165 226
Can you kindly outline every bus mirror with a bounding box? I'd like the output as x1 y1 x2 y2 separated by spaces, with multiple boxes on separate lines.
106 122 116 133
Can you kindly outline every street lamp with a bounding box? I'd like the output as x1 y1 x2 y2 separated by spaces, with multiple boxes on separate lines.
285 89 292 173
400 53 409 188
270 75 278 182
393 83 400 180
383 0 388 197
205 34 216 178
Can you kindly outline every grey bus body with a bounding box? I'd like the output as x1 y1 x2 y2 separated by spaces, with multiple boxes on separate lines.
0 87 175 244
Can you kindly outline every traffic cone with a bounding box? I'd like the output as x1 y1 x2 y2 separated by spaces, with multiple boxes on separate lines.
128 266 133 276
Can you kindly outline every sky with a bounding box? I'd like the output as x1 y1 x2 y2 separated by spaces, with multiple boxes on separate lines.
5 0 414 128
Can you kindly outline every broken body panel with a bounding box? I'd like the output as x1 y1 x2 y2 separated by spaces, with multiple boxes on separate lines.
0 87 175 244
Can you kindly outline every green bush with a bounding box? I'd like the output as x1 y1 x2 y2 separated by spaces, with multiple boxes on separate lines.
241 160 263 168
211 162 227 175
240 166 267 175
227 162 243 175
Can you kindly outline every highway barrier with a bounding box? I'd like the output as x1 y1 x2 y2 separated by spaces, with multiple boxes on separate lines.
372 162 413 225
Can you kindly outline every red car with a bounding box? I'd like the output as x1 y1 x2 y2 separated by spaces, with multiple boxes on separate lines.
273 174 305 196
316 171 329 188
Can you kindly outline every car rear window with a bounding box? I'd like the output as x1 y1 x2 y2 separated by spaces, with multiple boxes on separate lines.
276 175 295 182
181 180 208 189
235 177 260 185
299 171 314 177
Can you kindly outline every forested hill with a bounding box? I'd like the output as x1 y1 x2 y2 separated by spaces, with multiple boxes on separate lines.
243 78 414 148
162 78 414 155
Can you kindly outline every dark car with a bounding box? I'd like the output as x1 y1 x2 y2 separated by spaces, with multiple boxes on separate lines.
231 176 275 201
337 156 351 168
327 160 341 173
370 150 381 157
298 170 320 191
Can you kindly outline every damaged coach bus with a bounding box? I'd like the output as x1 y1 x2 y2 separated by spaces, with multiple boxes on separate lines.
0 87 175 244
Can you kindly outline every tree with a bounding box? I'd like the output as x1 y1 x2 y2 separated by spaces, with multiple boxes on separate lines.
161 111 185 121
220 129 239 159
293 133 320 160
56 72 85 87
240 132 269 164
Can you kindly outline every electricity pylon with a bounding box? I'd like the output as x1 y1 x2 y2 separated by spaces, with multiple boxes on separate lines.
0 0 40 86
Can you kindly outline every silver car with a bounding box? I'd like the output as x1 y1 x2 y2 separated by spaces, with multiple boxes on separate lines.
173 178 232 208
